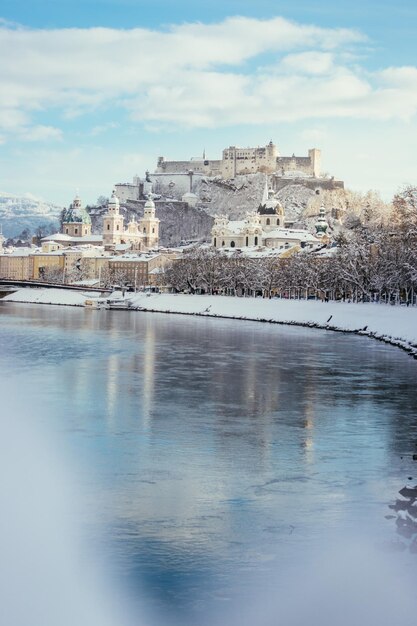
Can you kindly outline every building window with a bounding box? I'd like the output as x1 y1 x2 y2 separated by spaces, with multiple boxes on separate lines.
254 236 258 246
143 227 146 233
246 236 248 246
75 228 78 234
214 237 217 247
230 241 235 248
222 241 225 246
266 218 270 225
107 224 110 230
152 228 155 233
277 219 280 225
65 228 68 234
116 225 119 230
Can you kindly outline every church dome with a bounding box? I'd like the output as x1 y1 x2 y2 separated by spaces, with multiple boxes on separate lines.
64 193 91 224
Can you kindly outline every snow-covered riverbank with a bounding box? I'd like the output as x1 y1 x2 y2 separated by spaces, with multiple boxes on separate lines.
2 287 98 306
3 288 417 358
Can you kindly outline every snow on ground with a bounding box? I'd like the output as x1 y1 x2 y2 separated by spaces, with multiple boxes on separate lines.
2 288 97 306
3 288 417 355
128 293 417 355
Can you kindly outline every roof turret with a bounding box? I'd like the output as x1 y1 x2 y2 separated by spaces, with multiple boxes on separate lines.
315 204 329 236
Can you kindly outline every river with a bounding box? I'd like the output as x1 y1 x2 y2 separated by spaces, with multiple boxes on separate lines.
1 302 417 624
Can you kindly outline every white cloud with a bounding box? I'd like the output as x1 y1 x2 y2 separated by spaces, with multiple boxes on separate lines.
20 125 63 142
280 51 335 75
0 15 415 138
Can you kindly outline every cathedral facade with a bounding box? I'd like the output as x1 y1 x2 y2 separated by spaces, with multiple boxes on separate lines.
102 190 159 251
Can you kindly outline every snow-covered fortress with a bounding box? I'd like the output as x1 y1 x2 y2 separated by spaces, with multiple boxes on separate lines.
156 141 321 178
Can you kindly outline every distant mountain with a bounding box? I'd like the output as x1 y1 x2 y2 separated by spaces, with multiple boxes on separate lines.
0 192 61 238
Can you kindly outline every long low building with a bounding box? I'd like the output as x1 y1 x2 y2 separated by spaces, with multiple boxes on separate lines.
0 246 173 288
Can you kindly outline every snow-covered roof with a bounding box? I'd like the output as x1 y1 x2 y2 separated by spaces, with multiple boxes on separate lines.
223 220 246 234
0 247 35 257
42 233 72 241
264 228 318 242
42 233 103 243
108 252 163 262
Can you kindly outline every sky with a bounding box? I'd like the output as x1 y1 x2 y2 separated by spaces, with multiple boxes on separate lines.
0 0 416 206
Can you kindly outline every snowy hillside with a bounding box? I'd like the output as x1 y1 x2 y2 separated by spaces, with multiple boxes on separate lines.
0 192 61 238
197 173 267 219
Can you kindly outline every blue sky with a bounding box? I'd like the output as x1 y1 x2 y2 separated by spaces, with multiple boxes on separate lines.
0 0 416 205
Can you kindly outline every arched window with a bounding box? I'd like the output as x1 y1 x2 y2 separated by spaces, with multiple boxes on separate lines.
116 225 119 231
107 224 110 230
65 228 69 234
75 228 78 234
222 241 225 246
143 227 146 233
266 218 270 225
254 236 258 246
152 228 155 233
230 241 235 248
246 236 248 246
276 218 280 225
214 237 217 247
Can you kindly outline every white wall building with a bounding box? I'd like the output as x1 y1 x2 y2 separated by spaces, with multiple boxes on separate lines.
211 189 324 251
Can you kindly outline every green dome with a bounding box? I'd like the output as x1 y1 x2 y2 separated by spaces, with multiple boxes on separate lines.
64 195 91 225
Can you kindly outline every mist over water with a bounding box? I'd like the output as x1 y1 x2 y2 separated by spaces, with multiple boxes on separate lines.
1 303 417 624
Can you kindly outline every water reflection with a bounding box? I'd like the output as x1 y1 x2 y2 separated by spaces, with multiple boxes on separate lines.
1 302 417 621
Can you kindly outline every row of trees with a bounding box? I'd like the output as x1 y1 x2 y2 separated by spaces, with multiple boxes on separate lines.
160 189 417 304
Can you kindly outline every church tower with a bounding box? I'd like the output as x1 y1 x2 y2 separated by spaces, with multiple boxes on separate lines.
103 190 124 250
139 195 160 249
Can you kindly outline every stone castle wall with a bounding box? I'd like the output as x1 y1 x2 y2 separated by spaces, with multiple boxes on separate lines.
155 143 320 178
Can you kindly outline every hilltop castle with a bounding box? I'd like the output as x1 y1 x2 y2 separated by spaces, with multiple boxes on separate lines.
156 141 321 179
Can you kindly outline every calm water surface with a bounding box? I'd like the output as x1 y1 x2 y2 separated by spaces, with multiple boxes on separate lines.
1 302 417 622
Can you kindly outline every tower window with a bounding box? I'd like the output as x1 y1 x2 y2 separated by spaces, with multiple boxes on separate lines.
143 227 146 233
254 236 258 246
230 241 235 248
277 219 279 225
152 228 155 233
214 237 217 247
107 224 110 230
266 218 270 225
116 225 119 231
246 236 248 246
75 228 78 234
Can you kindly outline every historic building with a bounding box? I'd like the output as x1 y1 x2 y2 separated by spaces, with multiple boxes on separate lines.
42 190 160 253
211 189 328 251
102 190 159 251
62 194 92 237
155 141 321 179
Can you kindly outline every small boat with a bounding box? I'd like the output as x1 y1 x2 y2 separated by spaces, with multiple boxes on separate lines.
84 299 108 309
